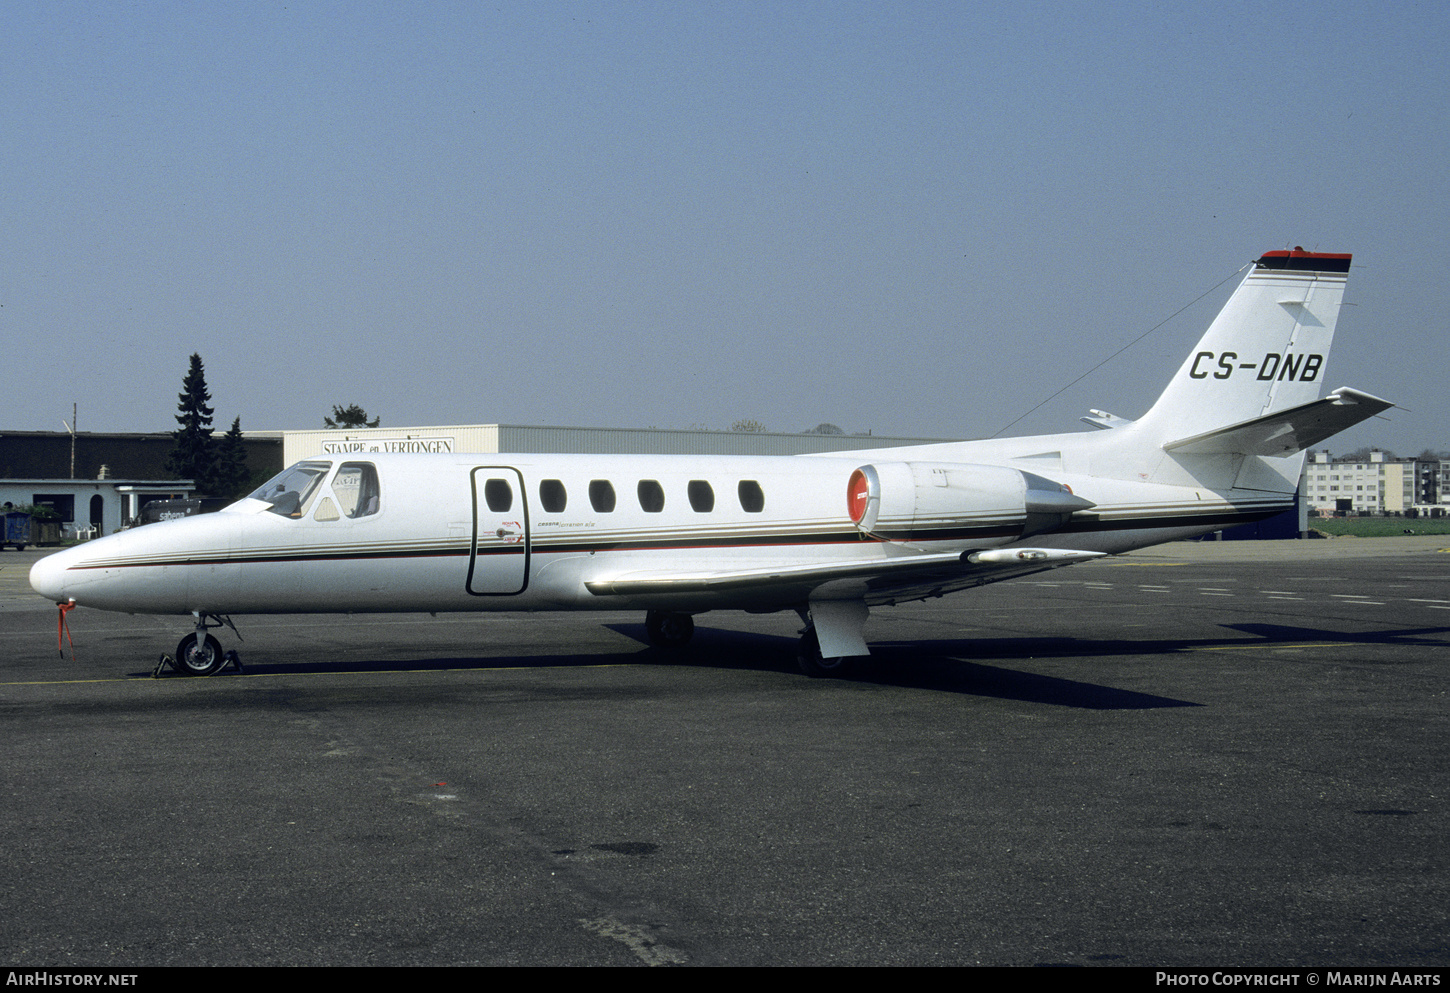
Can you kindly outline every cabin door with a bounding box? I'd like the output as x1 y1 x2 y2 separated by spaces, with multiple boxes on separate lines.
467 466 530 595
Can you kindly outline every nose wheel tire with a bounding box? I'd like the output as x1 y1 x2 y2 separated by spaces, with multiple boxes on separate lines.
174 633 225 676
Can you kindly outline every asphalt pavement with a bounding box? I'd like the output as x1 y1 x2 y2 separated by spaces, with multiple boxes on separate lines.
1 540 1446 966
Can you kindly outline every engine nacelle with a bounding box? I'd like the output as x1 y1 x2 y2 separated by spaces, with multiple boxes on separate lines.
846 462 1094 543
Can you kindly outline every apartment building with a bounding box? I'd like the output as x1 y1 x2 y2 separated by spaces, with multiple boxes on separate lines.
1303 450 1438 515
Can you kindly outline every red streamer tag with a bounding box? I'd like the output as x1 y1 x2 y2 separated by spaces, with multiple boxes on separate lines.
57 600 76 660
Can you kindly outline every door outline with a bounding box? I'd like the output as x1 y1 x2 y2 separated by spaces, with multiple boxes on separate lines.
467 466 530 596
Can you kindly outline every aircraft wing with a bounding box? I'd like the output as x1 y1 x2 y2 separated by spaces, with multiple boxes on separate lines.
583 547 1105 597
1162 387 1395 458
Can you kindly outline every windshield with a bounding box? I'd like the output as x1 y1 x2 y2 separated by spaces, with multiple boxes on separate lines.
249 462 331 518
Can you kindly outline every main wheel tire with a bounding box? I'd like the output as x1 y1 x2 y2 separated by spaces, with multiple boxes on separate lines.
646 610 694 649
797 627 852 678
174 633 225 676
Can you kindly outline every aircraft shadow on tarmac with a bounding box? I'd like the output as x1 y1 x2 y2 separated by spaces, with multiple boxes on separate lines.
138 624 1210 711
133 618 1447 708
1224 621 1450 654
608 624 1203 709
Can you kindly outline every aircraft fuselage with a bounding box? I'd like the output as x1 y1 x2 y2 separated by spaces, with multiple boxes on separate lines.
30 450 1282 618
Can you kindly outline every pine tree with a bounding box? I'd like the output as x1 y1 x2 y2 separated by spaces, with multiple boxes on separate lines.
215 416 251 500
166 353 218 494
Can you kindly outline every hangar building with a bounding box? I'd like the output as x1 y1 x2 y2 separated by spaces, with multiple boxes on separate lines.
280 424 951 465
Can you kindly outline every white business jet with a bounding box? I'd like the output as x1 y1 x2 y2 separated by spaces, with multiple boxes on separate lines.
31 249 1393 677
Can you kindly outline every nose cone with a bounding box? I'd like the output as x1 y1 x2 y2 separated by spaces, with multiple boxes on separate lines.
30 548 75 602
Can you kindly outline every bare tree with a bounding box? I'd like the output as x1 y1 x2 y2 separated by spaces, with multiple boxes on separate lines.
730 418 767 433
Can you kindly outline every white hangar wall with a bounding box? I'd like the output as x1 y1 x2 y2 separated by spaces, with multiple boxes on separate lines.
282 425 953 465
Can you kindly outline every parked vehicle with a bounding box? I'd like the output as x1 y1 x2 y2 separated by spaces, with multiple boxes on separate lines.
126 497 232 528
1 511 32 551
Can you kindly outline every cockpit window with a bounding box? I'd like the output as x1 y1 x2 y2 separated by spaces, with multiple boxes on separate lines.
333 463 381 518
250 462 331 518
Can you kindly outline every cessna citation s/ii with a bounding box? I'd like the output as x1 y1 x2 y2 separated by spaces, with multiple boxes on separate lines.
32 249 1393 677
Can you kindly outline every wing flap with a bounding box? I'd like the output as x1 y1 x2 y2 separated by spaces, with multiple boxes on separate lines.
584 547 1105 597
1163 387 1395 457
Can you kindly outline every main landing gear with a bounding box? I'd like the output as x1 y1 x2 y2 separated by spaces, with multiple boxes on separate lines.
795 600 870 678
155 613 243 677
645 610 694 650
642 602 869 678
796 626 854 679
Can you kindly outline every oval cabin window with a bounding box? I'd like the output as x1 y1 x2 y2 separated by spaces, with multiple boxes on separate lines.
637 480 665 513
738 480 765 513
589 480 616 513
539 479 567 513
688 480 714 512
484 478 513 513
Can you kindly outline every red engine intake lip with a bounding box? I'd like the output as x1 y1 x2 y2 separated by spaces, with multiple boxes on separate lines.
847 468 870 524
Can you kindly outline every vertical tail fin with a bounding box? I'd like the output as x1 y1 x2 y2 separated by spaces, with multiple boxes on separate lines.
1135 250 1352 444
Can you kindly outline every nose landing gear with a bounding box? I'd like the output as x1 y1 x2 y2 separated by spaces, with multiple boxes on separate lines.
153 613 243 677
172 632 225 676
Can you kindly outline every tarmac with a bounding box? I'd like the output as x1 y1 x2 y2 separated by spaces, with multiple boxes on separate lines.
0 538 1446 966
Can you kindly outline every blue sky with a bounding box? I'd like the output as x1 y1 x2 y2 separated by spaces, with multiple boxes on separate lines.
3 1 1445 453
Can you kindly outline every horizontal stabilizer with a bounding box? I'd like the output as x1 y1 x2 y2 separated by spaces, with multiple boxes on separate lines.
585 547 1105 597
1163 387 1395 457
